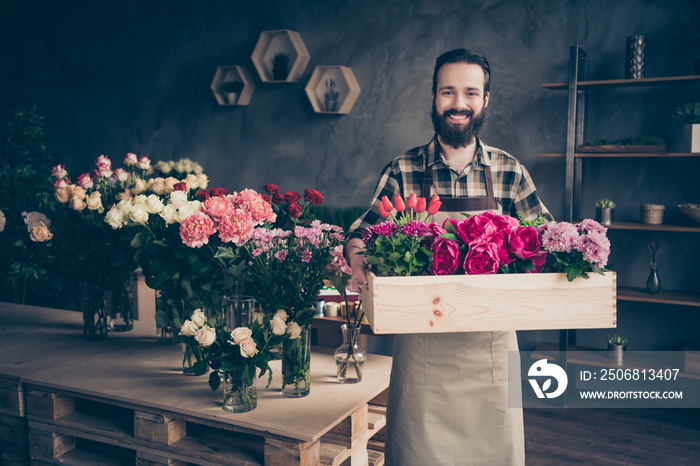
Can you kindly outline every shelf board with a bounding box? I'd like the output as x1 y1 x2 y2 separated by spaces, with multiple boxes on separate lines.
604 221 700 233
541 75 700 90
537 152 700 158
531 343 700 380
617 287 700 307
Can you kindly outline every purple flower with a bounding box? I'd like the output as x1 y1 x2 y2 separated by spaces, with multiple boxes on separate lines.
539 222 580 253
576 218 607 236
361 221 398 243
274 250 287 261
575 231 610 268
399 220 432 238
301 250 312 262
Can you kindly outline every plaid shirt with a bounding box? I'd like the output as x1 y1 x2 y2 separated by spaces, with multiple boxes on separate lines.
348 135 552 239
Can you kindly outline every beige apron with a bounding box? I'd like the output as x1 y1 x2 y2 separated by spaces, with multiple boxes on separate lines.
385 162 525 466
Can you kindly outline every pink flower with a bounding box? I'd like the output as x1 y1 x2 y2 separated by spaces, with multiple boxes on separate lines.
301 250 312 262
482 211 519 231
430 237 461 275
510 226 540 260
53 178 70 191
137 156 151 170
539 222 579 253
575 231 610 268
123 152 138 166
179 212 216 248
95 155 112 169
455 214 496 244
327 245 352 276
527 251 549 273
244 193 276 225
218 209 254 245
51 164 68 180
77 173 94 190
463 242 500 275
112 168 129 183
490 230 514 265
202 196 234 224
274 250 288 261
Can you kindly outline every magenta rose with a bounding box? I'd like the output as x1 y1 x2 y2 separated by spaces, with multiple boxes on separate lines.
510 226 541 259
463 242 500 275
455 214 496 244
481 211 520 231
430 237 461 275
179 212 215 248
527 250 549 274
490 230 514 265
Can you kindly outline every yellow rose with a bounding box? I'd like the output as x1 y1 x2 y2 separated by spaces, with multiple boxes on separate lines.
30 222 53 242
70 196 87 211
86 191 104 212
164 177 179 194
55 188 71 204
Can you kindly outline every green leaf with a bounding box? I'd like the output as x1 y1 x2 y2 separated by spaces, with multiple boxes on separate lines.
208 371 221 391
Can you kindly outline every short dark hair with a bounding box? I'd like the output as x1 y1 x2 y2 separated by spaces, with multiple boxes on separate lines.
432 49 491 95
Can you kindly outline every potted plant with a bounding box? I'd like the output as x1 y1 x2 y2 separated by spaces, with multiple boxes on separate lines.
595 198 615 225
271 53 290 81
606 334 627 364
324 79 339 112
219 81 244 105
673 102 700 153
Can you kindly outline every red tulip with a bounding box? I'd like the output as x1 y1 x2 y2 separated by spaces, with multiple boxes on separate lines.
378 202 390 218
394 195 406 212
407 193 418 210
415 197 427 213
428 195 442 215
381 195 394 214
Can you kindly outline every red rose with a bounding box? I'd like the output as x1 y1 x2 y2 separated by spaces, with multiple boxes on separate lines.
196 189 210 201
173 182 188 192
304 188 324 205
272 192 285 204
287 203 302 218
261 193 271 203
510 226 540 259
285 191 301 204
209 187 230 197
455 214 496 244
431 237 461 275
463 242 500 275
264 183 280 194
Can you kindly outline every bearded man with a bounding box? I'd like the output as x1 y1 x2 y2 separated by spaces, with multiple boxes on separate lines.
345 49 552 465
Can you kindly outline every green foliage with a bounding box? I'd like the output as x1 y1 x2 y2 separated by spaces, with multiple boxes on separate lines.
362 234 433 277
607 333 628 346
544 250 606 282
673 102 700 124
596 198 615 209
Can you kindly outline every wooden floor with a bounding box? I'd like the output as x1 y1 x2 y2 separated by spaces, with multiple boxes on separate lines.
524 408 700 465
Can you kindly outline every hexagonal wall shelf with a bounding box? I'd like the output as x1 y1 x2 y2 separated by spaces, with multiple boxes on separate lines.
210 66 256 106
304 66 361 114
251 30 310 83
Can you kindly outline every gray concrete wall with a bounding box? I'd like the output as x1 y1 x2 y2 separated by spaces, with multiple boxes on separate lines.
2 0 699 352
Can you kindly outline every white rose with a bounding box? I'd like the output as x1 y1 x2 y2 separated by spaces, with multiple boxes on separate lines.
128 203 149 224
0 210 5 232
231 327 252 345
273 309 288 322
131 178 148 195
145 194 164 214
70 185 86 199
286 321 302 340
173 160 187 173
86 191 104 212
159 204 177 224
191 309 207 327
70 196 87 211
189 200 202 214
194 326 216 347
178 320 198 337
164 177 179 194
148 177 166 195
175 204 195 223
196 173 208 187
271 316 287 335
116 189 133 201
185 174 199 191
132 194 148 205
169 190 189 208
252 312 265 326
239 338 258 358
104 205 124 229
154 160 171 174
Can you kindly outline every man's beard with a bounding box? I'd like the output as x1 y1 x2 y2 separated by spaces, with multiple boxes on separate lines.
431 101 487 149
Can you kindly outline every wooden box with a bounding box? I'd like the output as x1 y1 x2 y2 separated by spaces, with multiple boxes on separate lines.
361 271 617 334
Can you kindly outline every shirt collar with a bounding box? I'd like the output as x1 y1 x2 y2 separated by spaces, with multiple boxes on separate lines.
425 135 493 168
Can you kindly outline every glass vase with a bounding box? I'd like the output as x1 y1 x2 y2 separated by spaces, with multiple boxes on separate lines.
646 267 661 294
108 279 134 332
223 370 257 413
281 325 311 397
181 341 208 376
224 295 254 330
82 282 108 341
334 324 366 383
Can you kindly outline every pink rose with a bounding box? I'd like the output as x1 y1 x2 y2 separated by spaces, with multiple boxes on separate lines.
430 237 461 275
463 242 500 275
455 214 496 244
202 196 233 224
77 173 94 190
123 152 138 166
137 156 151 170
179 212 216 248
53 179 70 191
95 154 112 169
481 211 519 231
510 226 541 259
51 164 67 180
490 230 514 265
218 208 253 245
112 168 129 183
527 250 549 274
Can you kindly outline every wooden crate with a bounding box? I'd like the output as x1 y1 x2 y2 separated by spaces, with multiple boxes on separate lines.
362 271 617 334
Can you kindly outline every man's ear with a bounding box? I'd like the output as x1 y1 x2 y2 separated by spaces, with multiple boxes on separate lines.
484 91 490 108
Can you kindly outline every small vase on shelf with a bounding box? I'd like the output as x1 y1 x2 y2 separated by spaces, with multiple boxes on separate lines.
222 370 257 413
646 239 660 294
281 324 311 397
334 324 366 383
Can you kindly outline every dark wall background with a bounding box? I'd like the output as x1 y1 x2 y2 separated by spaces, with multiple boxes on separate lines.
2 0 699 352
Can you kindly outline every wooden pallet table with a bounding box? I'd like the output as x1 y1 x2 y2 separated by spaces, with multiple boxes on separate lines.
0 302 391 465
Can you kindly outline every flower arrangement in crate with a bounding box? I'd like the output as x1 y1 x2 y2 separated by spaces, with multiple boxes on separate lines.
178 307 284 413
244 184 343 397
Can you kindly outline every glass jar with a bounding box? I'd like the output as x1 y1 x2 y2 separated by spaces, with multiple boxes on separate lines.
334 324 366 383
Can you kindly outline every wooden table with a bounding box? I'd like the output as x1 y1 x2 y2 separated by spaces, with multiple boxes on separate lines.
0 302 391 465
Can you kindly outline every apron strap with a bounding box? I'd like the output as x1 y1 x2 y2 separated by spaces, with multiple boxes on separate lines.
421 151 498 212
